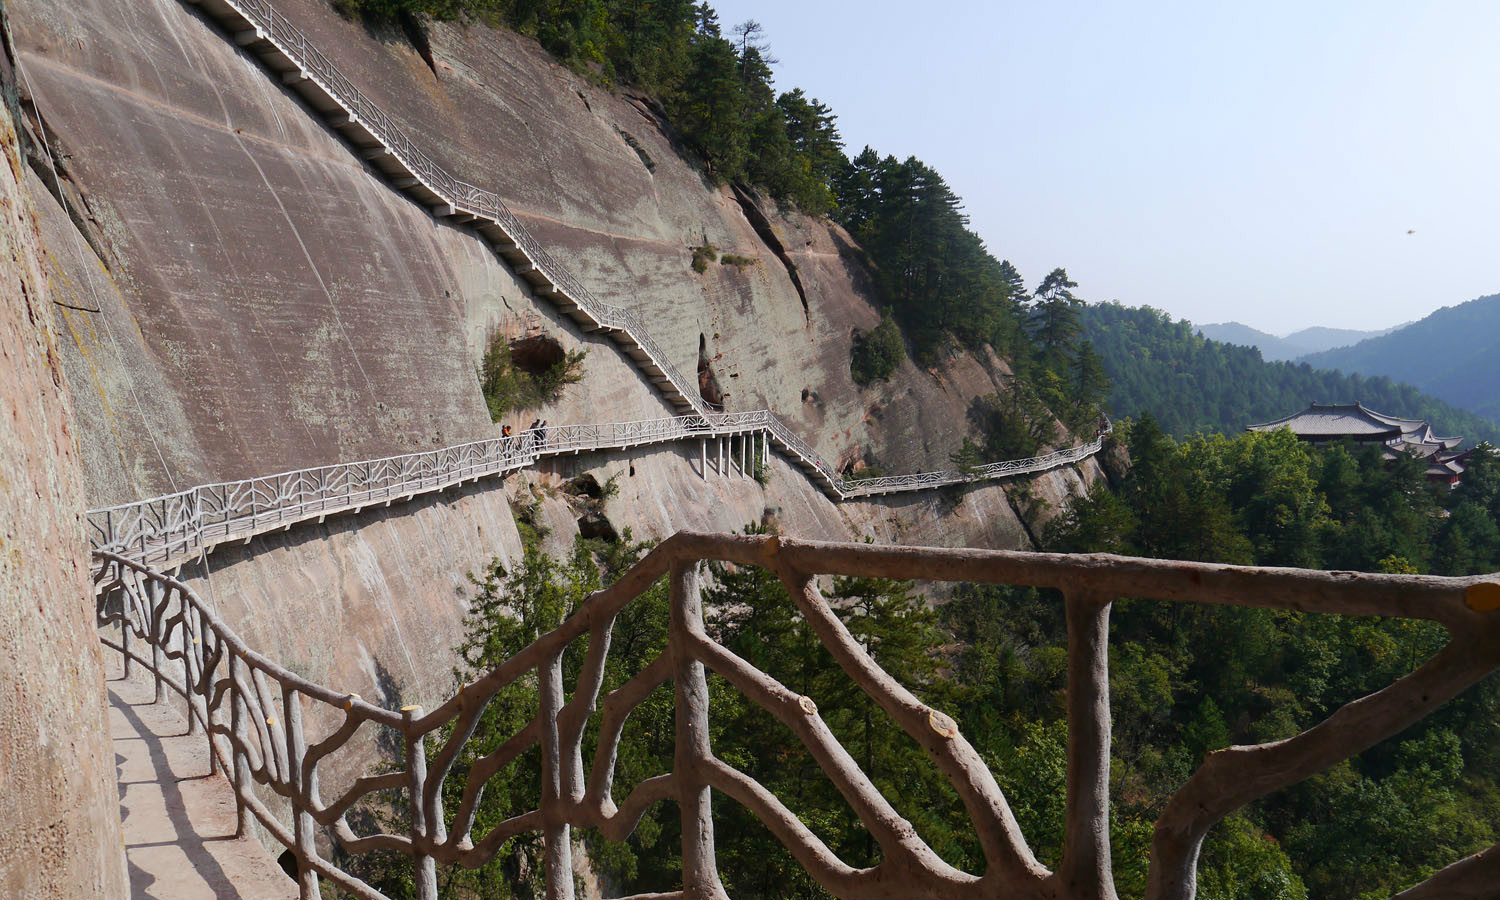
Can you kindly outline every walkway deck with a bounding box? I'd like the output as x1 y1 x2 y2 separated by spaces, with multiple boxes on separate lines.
110 659 296 899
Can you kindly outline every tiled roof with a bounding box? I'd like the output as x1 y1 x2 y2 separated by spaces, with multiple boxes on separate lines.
1247 402 1405 437
1248 403 1466 470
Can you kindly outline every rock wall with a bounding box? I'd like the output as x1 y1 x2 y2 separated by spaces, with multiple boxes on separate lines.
0 19 127 897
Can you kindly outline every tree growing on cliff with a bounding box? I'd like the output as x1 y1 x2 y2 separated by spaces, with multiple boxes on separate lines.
477 332 587 421
849 312 905 384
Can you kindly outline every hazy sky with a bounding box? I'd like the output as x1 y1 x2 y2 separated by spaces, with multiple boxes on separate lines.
708 0 1499 334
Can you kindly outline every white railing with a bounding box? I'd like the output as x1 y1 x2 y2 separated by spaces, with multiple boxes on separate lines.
87 412 1109 566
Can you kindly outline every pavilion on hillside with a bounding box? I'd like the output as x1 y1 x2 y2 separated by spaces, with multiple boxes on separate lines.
1247 402 1472 486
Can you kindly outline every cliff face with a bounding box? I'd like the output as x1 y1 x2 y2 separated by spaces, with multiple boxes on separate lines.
0 20 127 895
7 0 1097 812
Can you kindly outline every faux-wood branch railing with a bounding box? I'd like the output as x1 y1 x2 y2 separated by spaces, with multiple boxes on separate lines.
94 533 1500 900
86 412 1109 569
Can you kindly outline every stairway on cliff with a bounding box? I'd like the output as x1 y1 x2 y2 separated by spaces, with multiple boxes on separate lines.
108 659 295 899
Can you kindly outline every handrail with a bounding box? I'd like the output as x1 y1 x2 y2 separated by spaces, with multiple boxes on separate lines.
86 411 1109 567
92 534 1500 900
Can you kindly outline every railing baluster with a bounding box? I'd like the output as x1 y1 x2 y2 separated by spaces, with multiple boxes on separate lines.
1057 589 1117 900
539 652 574 900
670 560 728 900
229 651 253 839
404 706 438 900
284 688 322 900
147 578 166 703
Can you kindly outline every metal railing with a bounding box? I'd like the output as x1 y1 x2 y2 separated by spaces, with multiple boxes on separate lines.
93 533 1500 900
86 412 1109 566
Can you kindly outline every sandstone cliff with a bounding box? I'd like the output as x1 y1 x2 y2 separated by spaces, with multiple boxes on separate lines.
0 16 127 894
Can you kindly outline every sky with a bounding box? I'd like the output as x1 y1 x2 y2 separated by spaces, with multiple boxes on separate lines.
706 0 1499 334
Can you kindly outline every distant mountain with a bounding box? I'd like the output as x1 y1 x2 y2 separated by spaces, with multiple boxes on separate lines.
1082 302 1500 443
1196 321 1392 361
1286 325 1397 354
1196 323 1299 360
1300 294 1500 424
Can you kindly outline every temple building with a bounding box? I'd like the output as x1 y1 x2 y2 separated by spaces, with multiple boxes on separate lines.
1247 402 1472 486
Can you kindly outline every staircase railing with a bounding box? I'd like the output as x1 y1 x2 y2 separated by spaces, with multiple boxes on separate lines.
93 533 1500 900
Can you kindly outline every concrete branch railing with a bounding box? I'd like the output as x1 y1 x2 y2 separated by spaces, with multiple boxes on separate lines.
86 411 1109 568
93 534 1500 900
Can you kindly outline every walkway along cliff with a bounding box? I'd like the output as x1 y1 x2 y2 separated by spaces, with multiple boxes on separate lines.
7 0 1500 897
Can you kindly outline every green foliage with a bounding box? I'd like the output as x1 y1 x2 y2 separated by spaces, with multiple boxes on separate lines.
690 243 718 273
1197 816 1308 900
718 252 755 268
848 312 905 384
832 153 1106 432
1040 418 1500 897
968 375 1059 459
948 436 983 476
478 333 586 421
1080 301 1500 443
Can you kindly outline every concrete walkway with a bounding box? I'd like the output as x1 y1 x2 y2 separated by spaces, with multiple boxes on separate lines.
109 663 297 899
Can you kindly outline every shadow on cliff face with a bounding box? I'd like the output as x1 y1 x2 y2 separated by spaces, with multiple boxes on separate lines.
333 3 437 75
509 334 566 376
730 184 808 321
698 334 724 408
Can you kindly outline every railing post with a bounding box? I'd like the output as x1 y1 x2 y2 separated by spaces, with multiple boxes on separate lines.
700 439 706 480
403 706 438 900
669 560 727 900
1058 588 1118 900
229 652 253 839
146 579 165 703
539 652 575 900
182 589 202 736
121 612 133 678
197 611 218 776
284 689 322 900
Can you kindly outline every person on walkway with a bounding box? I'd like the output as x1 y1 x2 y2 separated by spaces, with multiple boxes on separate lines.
501 424 512 438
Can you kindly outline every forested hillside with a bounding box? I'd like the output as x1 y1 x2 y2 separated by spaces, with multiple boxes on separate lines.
1083 302 1500 443
1301 293 1500 423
